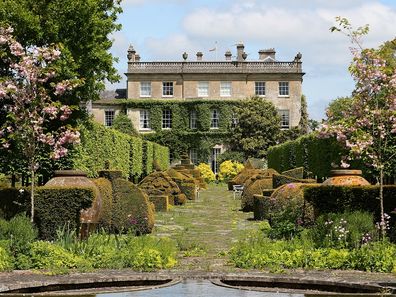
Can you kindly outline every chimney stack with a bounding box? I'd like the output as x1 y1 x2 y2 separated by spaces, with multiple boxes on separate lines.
135 54 141 62
225 50 232 61
236 43 245 62
127 45 136 62
259 49 276 61
196 51 203 61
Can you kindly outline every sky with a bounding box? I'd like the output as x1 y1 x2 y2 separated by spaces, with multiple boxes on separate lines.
108 0 396 120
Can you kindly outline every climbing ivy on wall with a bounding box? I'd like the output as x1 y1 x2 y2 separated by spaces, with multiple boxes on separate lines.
99 99 240 160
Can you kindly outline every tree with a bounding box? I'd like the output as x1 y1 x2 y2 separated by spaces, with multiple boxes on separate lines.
112 113 139 137
298 95 309 133
0 27 80 221
325 96 353 123
0 0 122 102
322 17 396 238
229 96 281 159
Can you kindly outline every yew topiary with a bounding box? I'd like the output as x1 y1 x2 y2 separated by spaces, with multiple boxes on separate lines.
241 176 273 212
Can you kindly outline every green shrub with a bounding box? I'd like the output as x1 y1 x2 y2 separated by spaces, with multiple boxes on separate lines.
143 141 154 175
0 246 13 271
130 136 143 179
29 241 91 270
35 187 95 240
92 178 113 230
112 113 139 137
153 143 170 171
196 163 215 182
111 178 154 234
307 211 377 249
0 187 30 219
241 177 273 212
0 214 38 257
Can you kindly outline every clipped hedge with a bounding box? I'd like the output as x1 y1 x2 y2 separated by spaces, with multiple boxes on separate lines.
304 185 396 219
153 143 170 171
35 187 95 240
143 141 154 175
92 178 113 229
111 178 155 234
70 121 169 180
268 133 342 180
0 188 30 219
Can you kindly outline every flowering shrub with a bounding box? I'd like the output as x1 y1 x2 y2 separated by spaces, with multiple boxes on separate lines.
218 160 244 181
196 163 215 182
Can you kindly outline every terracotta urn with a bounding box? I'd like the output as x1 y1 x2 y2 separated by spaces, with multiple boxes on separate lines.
322 169 370 186
45 170 102 238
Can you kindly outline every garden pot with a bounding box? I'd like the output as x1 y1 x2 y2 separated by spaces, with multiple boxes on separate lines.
322 169 370 186
45 170 103 238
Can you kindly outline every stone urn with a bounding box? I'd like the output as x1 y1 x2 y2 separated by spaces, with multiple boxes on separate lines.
45 170 102 238
322 169 370 186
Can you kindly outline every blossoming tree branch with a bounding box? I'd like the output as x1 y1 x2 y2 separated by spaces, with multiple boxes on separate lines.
321 17 396 238
0 27 81 221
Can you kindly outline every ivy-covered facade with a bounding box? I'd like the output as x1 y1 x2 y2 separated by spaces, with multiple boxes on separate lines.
92 43 304 172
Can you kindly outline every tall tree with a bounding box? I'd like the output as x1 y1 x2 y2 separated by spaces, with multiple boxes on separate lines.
323 18 396 238
0 0 122 102
229 96 281 159
325 96 353 123
0 27 80 221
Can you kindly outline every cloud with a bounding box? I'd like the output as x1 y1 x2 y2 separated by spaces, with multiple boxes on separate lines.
121 0 184 7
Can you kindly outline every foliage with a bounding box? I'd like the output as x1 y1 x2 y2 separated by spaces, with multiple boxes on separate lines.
268 133 343 180
218 160 244 181
307 211 377 249
325 97 353 123
229 96 281 158
35 186 95 239
196 163 215 182
111 178 154 234
303 185 396 225
72 121 130 178
323 18 396 236
56 231 177 271
0 187 30 219
112 113 139 137
0 27 80 221
106 99 239 161
153 143 170 171
143 141 154 175
0 215 37 264
0 0 122 102
92 178 113 230
298 95 309 134
0 246 13 271
229 230 396 272
129 136 143 179
217 150 245 164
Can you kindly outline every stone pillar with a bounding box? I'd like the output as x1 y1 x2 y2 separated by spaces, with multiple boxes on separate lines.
196 51 203 61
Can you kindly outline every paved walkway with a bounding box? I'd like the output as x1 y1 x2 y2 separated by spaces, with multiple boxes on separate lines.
154 183 258 272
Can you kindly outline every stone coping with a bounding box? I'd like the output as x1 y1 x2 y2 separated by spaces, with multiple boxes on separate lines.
1 270 396 295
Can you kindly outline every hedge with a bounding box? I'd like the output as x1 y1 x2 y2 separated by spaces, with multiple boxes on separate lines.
153 143 170 171
35 187 95 240
303 185 396 220
268 133 343 180
92 178 113 229
70 121 168 179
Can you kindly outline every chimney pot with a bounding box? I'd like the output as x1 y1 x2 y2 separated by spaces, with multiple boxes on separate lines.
127 45 136 61
259 48 276 61
225 50 232 61
196 51 203 61
236 43 245 61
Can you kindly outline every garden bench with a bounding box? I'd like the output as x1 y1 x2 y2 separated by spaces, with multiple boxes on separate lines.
233 185 244 199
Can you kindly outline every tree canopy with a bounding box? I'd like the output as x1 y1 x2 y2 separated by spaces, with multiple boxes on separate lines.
229 97 281 159
0 0 122 102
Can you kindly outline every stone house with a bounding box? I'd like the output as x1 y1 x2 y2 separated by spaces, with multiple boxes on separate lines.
91 43 305 173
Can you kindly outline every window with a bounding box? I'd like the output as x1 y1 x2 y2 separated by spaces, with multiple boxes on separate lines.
162 109 172 129
189 110 197 129
255 82 266 96
189 148 198 165
197 81 209 97
140 82 151 97
162 81 174 96
139 110 150 129
220 81 231 97
231 112 238 128
278 109 290 129
104 110 115 127
279 81 289 96
211 109 219 129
